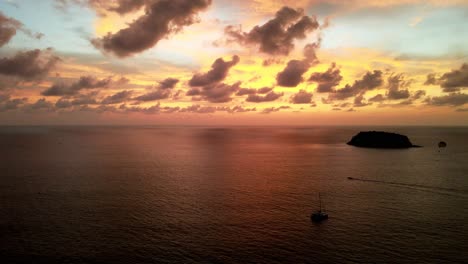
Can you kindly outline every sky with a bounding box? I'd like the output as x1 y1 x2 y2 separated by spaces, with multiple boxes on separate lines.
0 0 467 125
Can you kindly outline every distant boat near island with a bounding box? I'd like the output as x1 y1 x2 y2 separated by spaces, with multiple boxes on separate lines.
347 131 421 149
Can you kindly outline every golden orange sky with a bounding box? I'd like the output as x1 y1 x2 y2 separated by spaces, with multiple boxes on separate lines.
0 0 467 125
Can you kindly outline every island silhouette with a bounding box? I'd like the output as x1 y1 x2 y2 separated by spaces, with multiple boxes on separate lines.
347 131 420 149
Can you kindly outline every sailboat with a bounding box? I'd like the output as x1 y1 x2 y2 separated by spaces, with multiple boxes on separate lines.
311 193 328 222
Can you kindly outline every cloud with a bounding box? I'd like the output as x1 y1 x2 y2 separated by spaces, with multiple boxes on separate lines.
276 42 321 87
54 91 100 109
0 94 27 112
107 0 147 14
224 6 319 55
387 74 411 100
388 89 410 100
55 98 73 109
91 0 212 57
290 90 313 104
158 77 179 89
263 58 283 66
119 102 180 114
329 70 383 100
42 76 113 96
179 104 256 114
369 94 385 102
438 63 468 92
277 59 310 87
309 62 342 93
180 104 216 114
56 0 147 15
223 105 256 113
412 90 426 100
0 49 60 80
424 73 439 85
189 55 239 87
425 93 468 107
0 12 22 47
246 91 283 103
187 82 241 103
28 98 54 111
186 56 242 103
134 89 171 101
353 94 371 107
101 90 133 104
0 11 43 48
261 105 291 114
236 87 272 96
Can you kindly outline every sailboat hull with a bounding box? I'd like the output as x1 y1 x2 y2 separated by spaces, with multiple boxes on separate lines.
311 212 328 222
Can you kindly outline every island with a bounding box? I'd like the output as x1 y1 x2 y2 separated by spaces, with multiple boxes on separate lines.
347 131 420 149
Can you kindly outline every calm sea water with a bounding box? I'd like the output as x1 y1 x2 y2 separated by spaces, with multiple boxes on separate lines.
0 126 467 264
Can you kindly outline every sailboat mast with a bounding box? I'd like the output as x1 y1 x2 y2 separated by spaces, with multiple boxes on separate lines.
319 193 322 212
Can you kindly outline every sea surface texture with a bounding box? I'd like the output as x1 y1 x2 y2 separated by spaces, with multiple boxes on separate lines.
0 126 467 263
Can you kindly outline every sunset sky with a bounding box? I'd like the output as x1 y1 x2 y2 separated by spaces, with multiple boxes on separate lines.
0 0 467 125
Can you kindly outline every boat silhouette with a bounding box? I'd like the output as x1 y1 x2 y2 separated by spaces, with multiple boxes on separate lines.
311 193 328 222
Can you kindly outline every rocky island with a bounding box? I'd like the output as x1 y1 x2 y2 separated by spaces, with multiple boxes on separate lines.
347 131 420 149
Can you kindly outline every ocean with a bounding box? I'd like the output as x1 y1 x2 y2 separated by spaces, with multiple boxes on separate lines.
0 126 467 263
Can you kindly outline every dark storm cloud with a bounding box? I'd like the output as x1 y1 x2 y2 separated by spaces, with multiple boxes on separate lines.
42 76 113 96
189 55 239 87
91 0 212 57
290 90 313 104
246 91 283 103
387 74 411 100
225 7 319 56
101 90 133 104
187 82 241 103
425 93 468 107
158 77 179 89
329 70 383 100
309 62 342 93
0 49 60 80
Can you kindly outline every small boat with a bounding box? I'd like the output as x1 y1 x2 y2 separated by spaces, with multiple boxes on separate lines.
438 141 447 148
311 193 328 222
347 177 354 180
